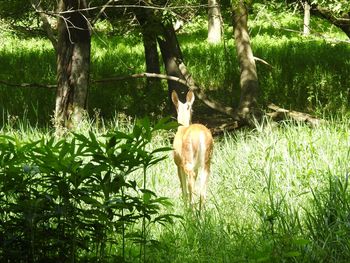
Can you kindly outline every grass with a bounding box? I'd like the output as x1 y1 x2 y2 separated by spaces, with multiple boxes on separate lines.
142 118 350 262
0 6 349 126
1 117 350 262
1 6 350 261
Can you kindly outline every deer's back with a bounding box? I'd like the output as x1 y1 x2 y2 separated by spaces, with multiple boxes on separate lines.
173 124 213 167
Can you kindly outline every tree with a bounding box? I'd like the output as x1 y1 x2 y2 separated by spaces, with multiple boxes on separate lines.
312 4 350 38
134 6 163 112
304 1 311 35
208 0 222 44
55 0 91 132
232 0 259 121
289 0 350 38
157 21 189 104
1 0 92 132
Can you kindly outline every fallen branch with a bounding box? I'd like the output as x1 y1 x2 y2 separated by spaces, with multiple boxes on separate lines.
94 72 237 117
0 80 56 89
267 103 325 127
254 56 273 68
176 60 236 117
0 73 236 118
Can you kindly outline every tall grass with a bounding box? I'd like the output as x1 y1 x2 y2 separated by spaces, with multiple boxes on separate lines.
1 114 350 261
140 118 350 262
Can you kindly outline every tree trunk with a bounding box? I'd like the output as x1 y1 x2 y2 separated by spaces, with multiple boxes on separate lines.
136 11 161 88
208 0 222 44
303 1 311 36
55 0 91 133
135 9 163 112
232 1 259 121
157 22 188 104
314 6 350 39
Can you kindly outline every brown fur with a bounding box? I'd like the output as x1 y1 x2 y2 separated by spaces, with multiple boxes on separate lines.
172 91 213 209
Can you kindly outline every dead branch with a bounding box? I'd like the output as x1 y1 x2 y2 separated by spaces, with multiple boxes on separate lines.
176 60 236 117
94 72 237 117
254 56 273 68
91 0 114 25
266 103 325 127
0 80 56 89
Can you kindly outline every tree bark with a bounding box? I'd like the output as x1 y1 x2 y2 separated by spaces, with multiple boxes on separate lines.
135 10 161 89
208 0 222 44
157 22 188 104
303 1 311 36
232 1 259 121
55 0 91 133
313 6 350 39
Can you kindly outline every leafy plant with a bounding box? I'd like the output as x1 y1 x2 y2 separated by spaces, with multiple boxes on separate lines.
0 117 179 262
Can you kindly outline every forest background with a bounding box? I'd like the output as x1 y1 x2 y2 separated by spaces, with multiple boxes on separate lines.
0 0 350 262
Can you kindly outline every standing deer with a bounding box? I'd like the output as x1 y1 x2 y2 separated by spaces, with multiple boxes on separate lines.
171 90 213 209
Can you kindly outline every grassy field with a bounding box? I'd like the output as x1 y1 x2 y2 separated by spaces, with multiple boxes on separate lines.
1 118 350 262
1 4 350 262
142 118 350 262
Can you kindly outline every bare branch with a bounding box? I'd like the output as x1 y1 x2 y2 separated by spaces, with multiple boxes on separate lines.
31 0 58 52
91 0 113 25
0 80 56 89
95 71 236 117
254 56 273 68
34 3 208 17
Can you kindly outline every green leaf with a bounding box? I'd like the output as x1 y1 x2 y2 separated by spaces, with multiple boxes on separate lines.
292 238 310 246
284 251 301 258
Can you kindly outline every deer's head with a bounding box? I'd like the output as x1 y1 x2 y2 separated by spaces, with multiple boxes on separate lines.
171 90 195 127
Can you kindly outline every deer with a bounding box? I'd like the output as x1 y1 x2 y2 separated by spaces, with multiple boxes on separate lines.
171 90 213 210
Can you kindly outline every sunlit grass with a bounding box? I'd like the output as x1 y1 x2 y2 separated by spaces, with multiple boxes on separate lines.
1 114 350 262
142 118 350 262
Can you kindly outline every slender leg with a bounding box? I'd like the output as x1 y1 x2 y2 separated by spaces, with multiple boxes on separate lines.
177 166 188 203
199 166 210 210
184 165 196 208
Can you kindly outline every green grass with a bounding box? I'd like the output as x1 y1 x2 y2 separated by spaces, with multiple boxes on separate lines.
1 6 350 126
142 118 350 262
1 117 350 262
1 4 350 261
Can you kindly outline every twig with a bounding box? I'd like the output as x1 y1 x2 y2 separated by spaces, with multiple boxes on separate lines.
91 0 114 25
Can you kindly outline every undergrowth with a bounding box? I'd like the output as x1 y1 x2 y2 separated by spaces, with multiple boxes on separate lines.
1 117 350 262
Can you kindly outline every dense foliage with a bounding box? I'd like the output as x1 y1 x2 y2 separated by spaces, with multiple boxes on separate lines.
0 118 178 262
0 1 350 262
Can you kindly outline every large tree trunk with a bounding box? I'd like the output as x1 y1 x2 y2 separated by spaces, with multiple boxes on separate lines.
208 0 222 44
135 9 163 112
55 0 91 133
135 10 161 88
157 22 188 104
232 1 259 121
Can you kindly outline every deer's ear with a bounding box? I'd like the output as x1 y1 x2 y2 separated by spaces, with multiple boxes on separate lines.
171 90 179 108
186 90 195 105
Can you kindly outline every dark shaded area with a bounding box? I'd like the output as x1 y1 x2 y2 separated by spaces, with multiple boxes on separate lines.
0 26 349 128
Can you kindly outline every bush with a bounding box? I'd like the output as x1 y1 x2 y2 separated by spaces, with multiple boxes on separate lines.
0 118 178 262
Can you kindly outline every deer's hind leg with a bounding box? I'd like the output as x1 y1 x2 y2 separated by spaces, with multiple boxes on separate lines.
198 165 210 210
177 166 188 203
